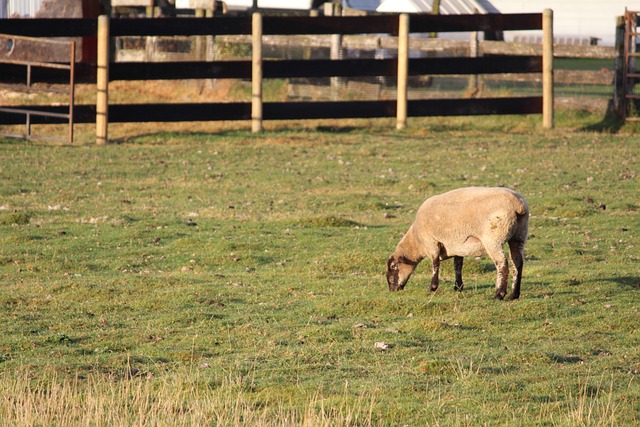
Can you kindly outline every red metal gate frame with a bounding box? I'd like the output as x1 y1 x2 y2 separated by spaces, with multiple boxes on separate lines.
0 34 76 142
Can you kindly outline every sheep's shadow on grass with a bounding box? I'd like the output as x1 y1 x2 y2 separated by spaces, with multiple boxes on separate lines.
597 276 640 289
464 278 554 297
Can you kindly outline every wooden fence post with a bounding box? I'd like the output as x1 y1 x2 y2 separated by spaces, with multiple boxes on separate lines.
613 16 626 119
330 34 343 100
195 8 206 62
327 2 343 100
397 13 409 130
96 14 109 145
69 41 75 144
467 8 480 97
468 27 479 96
146 4 157 17
542 9 554 129
252 12 263 133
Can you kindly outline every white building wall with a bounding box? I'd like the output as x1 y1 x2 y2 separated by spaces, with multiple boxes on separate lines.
344 0 383 10
2 0 44 18
486 0 635 46
221 0 316 10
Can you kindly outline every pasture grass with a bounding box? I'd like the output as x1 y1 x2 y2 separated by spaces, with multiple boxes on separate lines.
0 112 638 426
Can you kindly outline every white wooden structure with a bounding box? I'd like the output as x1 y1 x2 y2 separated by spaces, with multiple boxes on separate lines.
376 0 488 14
347 0 632 46
1 0 44 18
219 0 317 10
485 1 631 46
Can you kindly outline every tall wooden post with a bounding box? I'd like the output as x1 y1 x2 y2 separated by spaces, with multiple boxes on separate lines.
145 4 156 17
96 15 109 145
195 8 206 61
69 41 75 144
430 0 441 38
613 16 627 119
466 8 481 97
330 33 343 100
542 9 554 129
396 13 409 130
327 2 343 100
468 26 479 96
252 12 263 133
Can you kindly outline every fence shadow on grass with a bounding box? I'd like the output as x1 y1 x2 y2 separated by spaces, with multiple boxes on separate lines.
108 130 247 144
109 127 375 144
581 102 626 133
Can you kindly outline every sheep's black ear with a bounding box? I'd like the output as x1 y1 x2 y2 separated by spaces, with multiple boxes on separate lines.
387 257 398 271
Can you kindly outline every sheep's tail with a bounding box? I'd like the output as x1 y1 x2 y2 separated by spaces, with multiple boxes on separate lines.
513 194 529 217
512 195 530 241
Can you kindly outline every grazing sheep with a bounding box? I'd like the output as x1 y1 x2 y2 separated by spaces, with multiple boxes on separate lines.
386 187 529 300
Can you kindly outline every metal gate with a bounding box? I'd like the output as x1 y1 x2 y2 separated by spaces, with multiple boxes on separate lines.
0 34 76 142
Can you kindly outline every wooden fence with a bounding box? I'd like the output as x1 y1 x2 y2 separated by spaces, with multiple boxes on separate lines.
0 11 554 143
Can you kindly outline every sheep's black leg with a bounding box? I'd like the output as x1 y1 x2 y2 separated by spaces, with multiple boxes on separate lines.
453 256 464 291
430 258 440 291
507 240 524 300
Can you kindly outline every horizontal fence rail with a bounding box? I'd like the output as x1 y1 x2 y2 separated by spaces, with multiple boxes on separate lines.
103 55 542 81
0 96 543 124
0 11 554 142
0 18 98 37
0 55 543 83
0 13 543 37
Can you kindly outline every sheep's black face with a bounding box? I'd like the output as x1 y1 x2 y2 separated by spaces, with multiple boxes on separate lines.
387 257 403 291
386 256 418 291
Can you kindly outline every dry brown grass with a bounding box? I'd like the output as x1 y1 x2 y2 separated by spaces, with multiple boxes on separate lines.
0 367 378 427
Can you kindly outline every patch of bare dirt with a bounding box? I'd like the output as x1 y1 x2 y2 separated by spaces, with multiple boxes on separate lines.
556 96 609 114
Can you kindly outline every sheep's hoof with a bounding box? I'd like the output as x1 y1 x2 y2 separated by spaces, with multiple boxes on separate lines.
454 283 464 292
507 292 520 301
493 291 506 300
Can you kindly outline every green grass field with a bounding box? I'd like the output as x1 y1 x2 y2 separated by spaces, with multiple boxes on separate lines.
0 112 638 425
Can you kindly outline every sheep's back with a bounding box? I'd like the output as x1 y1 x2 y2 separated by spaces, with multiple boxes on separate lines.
415 187 528 245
